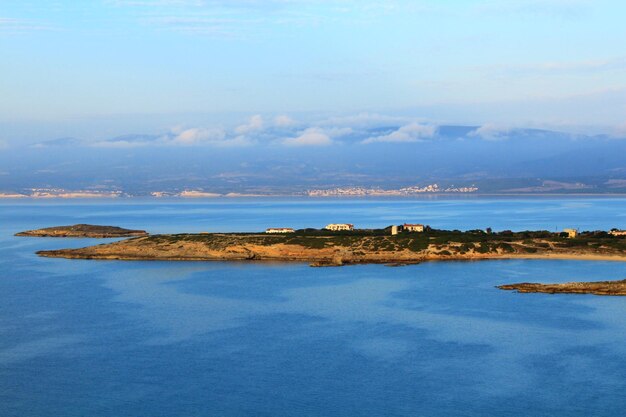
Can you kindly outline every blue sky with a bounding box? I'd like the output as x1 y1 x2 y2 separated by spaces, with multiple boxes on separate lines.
1 0 625 141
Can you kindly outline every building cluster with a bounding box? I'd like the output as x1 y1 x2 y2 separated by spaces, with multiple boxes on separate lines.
265 228 295 234
390 224 426 235
265 224 357 233
561 228 626 238
307 184 478 197
324 224 354 231
27 188 123 198
266 223 427 235
403 224 425 232
265 224 626 238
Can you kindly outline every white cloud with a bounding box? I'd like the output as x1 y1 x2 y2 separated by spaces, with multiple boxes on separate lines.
108 0 205 6
91 126 254 147
92 133 171 148
493 56 626 78
142 16 257 37
475 0 590 19
283 128 332 147
104 1 419 39
172 127 226 144
0 17 56 33
235 115 264 134
172 127 255 146
469 124 512 141
274 114 296 127
362 123 436 144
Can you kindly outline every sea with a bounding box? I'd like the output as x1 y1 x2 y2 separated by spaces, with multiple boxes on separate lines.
1 197 626 417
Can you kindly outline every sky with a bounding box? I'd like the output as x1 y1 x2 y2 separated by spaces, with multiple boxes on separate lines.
1 0 626 142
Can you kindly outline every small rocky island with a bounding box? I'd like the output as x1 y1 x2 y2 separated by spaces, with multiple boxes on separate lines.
35 226 626 265
498 279 626 296
16 224 148 238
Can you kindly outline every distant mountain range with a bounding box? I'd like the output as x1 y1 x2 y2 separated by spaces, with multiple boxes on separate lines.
1 123 625 196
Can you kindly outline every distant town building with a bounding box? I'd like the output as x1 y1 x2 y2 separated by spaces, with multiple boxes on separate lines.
391 225 399 236
324 224 354 231
306 184 478 197
563 228 578 238
403 224 425 233
610 229 626 237
265 228 295 234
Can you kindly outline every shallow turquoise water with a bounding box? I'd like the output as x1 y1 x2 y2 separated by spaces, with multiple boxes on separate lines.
1 198 626 416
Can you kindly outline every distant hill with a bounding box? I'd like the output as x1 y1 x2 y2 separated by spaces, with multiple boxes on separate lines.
2 124 625 195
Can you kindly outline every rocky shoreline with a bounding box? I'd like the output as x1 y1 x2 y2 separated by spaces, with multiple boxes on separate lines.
498 279 626 296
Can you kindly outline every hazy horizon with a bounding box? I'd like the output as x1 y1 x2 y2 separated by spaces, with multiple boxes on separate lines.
1 1 625 194
2 0 626 145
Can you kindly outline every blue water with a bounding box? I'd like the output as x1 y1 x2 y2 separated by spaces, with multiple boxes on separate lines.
1 198 626 417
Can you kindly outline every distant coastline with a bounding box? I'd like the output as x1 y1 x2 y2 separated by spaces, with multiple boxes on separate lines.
4 191 626 200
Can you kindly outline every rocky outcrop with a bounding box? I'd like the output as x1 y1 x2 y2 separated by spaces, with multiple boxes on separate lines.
36 237 417 263
498 279 626 296
17 224 148 238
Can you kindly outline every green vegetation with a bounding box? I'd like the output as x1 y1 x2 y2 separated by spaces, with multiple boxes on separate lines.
139 227 626 257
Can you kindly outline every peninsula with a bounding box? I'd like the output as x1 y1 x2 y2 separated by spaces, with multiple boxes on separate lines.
35 227 626 265
17 224 149 238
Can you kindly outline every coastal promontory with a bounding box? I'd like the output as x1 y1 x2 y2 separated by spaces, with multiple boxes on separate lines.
35 228 626 265
498 279 626 296
16 224 149 238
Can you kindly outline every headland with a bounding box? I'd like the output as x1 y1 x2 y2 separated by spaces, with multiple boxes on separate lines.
16 224 149 238
35 227 626 266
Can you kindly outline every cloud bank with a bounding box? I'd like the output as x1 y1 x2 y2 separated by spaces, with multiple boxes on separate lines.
282 128 332 147
469 124 512 141
362 123 436 144
235 115 264 135
28 113 610 151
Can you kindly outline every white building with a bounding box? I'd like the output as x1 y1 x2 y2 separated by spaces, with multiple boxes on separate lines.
324 224 354 231
610 229 626 236
265 228 295 234
403 224 425 233
563 228 578 238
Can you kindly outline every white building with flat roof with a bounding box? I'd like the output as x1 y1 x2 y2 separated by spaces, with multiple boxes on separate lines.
266 228 295 234
324 224 354 231
403 224 425 232
563 228 578 238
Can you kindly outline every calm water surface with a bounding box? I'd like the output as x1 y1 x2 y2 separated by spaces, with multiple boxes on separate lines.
1 198 626 416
